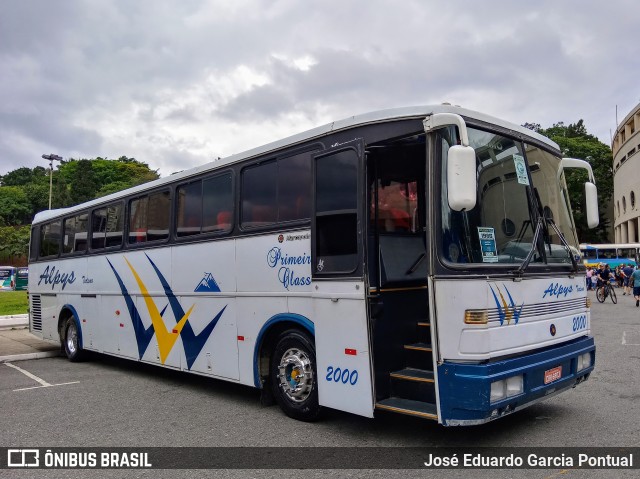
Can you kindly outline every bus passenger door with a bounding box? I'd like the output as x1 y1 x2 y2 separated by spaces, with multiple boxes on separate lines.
311 140 374 417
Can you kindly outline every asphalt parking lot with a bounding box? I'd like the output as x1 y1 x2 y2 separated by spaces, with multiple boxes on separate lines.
1 289 639 478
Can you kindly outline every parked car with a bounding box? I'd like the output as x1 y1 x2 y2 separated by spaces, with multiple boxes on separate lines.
14 267 28 291
0 266 16 291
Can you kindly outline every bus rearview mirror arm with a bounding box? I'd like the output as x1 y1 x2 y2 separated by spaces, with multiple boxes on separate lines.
424 113 477 211
560 158 599 229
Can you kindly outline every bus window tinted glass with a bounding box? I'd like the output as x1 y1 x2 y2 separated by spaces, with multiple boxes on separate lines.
278 152 311 222
129 191 170 243
40 220 62 257
63 213 88 254
92 204 123 249
316 150 358 212
242 161 277 227
177 181 203 237
203 174 233 232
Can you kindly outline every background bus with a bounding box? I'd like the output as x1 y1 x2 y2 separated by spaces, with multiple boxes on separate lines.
28 105 597 426
0 266 16 291
15 267 28 291
580 243 639 268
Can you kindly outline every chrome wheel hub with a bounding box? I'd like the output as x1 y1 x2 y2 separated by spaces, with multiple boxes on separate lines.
66 323 77 355
277 347 313 402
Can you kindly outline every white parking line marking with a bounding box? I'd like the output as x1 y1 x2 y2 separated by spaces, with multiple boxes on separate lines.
622 331 640 346
5 362 80 391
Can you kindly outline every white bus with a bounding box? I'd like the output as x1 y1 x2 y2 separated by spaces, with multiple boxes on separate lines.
29 105 598 426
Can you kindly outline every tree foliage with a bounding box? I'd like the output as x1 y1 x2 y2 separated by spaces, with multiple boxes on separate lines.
524 120 613 243
0 226 30 263
0 156 160 262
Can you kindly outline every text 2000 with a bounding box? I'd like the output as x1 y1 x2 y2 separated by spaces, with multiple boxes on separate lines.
325 366 358 385
572 314 587 332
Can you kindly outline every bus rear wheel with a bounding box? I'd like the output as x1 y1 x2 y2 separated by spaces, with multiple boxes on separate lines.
270 329 320 422
63 317 85 362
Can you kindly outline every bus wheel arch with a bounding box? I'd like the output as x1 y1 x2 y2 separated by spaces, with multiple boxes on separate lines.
253 314 319 420
58 306 85 362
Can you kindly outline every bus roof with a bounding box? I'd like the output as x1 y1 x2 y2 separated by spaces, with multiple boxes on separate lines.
32 104 560 225
579 243 640 250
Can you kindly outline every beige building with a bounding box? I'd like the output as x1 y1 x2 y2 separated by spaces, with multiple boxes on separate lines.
612 102 640 243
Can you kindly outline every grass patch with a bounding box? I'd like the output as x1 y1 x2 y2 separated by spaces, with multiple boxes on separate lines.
0 291 28 316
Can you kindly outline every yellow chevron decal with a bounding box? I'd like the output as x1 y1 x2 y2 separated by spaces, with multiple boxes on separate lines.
495 286 514 324
124 257 194 363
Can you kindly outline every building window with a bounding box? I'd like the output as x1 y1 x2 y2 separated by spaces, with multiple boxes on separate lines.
622 196 627 213
631 191 636 209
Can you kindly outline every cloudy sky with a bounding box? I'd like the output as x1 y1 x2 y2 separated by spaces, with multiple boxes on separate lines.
1 0 639 178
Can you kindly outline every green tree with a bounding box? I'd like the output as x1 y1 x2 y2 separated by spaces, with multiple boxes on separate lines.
0 187 32 225
69 159 97 204
1 167 35 186
526 120 612 242
0 225 30 263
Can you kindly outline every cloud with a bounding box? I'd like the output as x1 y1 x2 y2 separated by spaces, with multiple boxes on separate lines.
1 0 639 177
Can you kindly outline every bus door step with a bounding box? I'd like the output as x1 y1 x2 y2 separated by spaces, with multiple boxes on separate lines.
375 397 437 420
389 368 434 382
403 342 432 352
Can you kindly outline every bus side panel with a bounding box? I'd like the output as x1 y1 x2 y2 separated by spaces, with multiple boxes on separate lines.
181 296 239 380
98 294 132 356
314 281 373 418
235 231 312 294
235 232 313 386
29 257 87 342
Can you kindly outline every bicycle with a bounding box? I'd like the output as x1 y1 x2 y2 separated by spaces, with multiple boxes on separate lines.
596 281 617 304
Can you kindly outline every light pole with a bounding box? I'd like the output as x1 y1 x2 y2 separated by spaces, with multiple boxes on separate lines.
42 154 62 209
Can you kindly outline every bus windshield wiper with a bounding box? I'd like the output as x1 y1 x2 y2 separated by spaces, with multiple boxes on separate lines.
514 216 543 277
545 218 579 273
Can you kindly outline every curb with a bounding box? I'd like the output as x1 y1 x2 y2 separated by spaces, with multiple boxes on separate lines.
0 351 61 363
0 314 29 330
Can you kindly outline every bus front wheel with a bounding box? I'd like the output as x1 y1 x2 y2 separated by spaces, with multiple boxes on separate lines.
270 329 320 422
63 317 85 362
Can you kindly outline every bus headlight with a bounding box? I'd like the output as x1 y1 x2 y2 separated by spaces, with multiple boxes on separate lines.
490 380 506 402
577 352 591 372
464 310 488 324
490 374 524 403
506 375 523 397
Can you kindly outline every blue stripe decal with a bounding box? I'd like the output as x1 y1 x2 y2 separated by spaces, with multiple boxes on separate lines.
252 313 315 388
106 258 155 358
144 253 225 370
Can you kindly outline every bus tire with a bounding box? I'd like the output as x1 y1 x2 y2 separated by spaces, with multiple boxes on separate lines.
270 329 320 422
63 317 85 362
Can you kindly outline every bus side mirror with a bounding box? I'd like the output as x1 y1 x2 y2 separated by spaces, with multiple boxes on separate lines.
447 145 477 211
585 181 599 229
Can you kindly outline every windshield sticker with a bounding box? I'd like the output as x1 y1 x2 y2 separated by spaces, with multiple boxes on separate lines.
478 227 498 263
513 154 529 185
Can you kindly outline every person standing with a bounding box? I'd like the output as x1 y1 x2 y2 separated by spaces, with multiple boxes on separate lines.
622 263 635 296
586 267 593 291
631 266 640 307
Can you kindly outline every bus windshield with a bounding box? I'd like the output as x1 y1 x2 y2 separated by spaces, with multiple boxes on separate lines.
440 126 579 266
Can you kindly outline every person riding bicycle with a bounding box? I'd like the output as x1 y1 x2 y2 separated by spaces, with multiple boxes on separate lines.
596 263 614 289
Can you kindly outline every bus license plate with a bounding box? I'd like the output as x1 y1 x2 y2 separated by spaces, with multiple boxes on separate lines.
544 366 562 384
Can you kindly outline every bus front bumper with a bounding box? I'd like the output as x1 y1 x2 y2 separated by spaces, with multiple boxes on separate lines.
436 336 595 426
